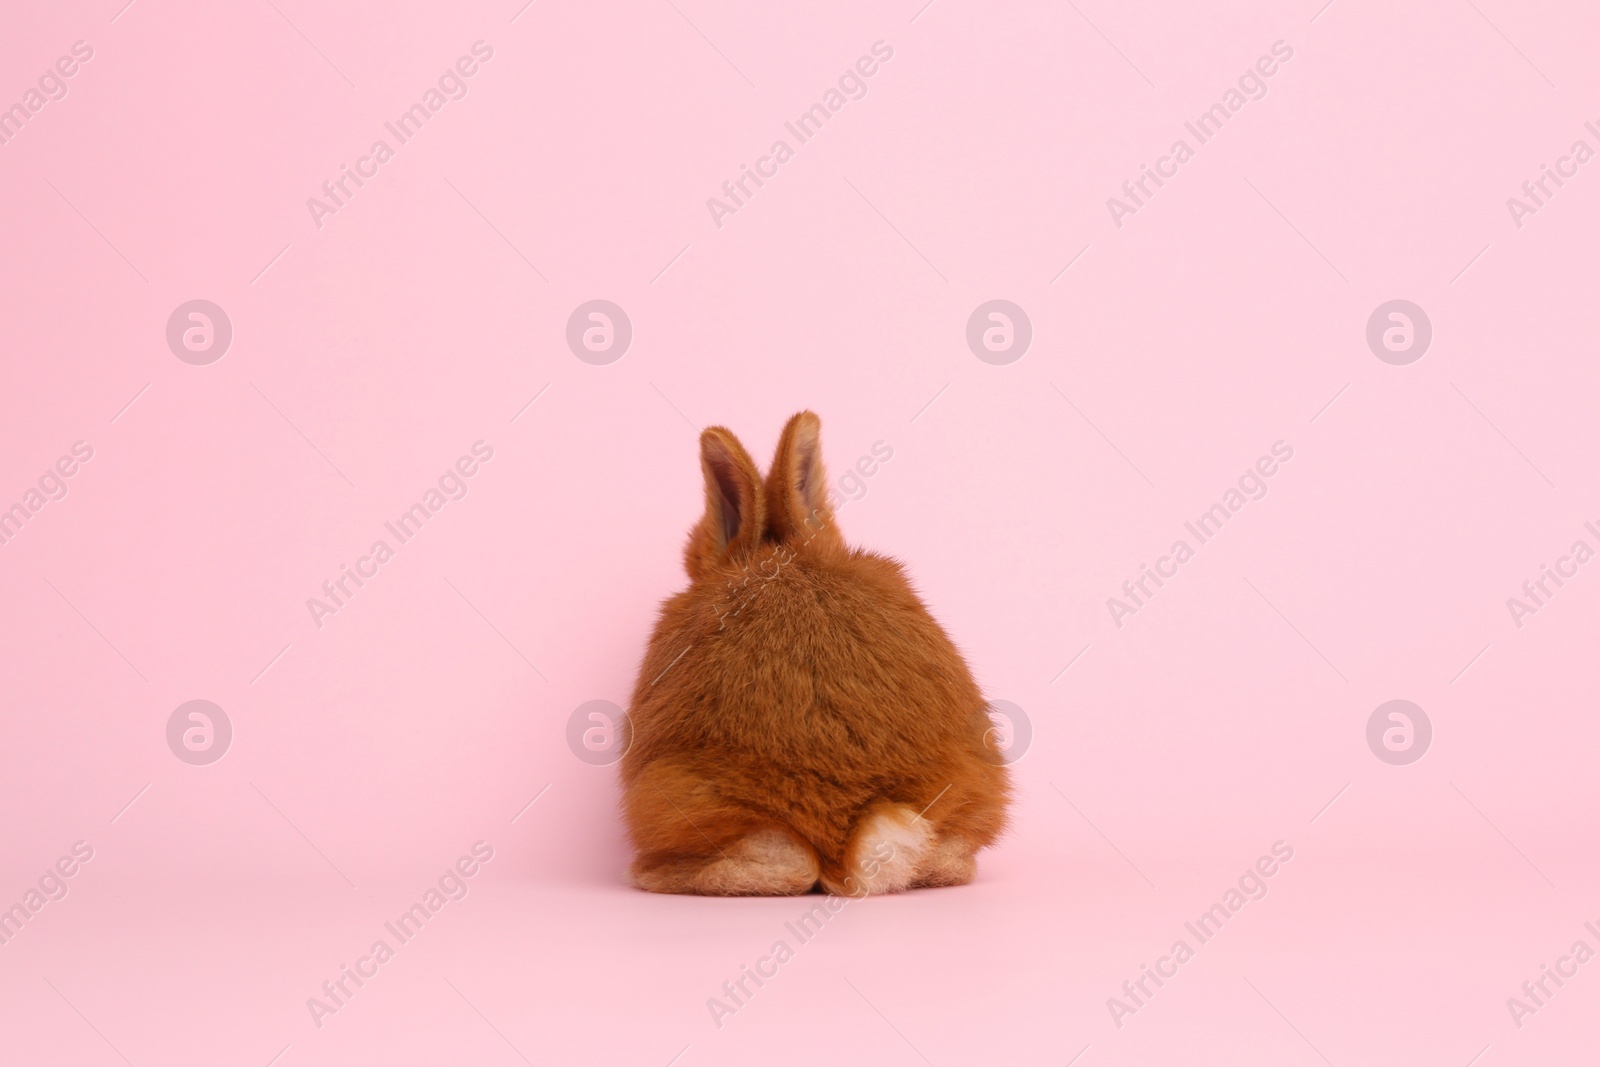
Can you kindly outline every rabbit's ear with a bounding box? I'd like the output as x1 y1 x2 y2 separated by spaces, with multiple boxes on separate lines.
764 410 838 547
687 427 765 575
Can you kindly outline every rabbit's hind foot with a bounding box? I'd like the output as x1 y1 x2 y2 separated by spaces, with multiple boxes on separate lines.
630 827 819 896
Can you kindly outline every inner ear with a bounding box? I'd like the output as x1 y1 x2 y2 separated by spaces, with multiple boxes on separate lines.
793 438 818 511
707 453 744 546
764 411 833 545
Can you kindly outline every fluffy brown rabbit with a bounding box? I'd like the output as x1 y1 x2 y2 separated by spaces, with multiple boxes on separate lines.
620 411 1010 896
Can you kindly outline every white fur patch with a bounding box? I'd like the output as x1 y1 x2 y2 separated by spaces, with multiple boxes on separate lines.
698 828 818 895
846 806 933 895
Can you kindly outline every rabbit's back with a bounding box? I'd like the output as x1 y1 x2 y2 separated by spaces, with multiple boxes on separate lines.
626 547 997 819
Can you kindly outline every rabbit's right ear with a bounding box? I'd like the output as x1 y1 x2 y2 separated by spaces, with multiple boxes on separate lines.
763 410 840 549
684 427 765 579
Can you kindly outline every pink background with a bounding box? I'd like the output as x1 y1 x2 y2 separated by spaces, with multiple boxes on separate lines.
2 0 1598 1063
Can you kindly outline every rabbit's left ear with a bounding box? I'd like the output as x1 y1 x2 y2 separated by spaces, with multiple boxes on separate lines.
694 426 766 561
764 410 837 546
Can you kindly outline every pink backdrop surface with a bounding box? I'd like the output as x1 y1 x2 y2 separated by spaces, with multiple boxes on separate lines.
2 0 1598 1064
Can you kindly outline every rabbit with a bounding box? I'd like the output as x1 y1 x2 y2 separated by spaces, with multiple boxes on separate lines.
619 410 1010 896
